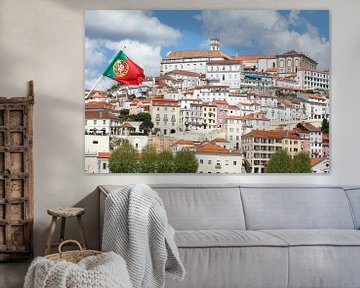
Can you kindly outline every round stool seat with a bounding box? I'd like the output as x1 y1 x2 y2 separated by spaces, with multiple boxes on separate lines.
47 207 85 218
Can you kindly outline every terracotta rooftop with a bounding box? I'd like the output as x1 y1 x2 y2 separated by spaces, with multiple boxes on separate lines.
85 102 114 110
98 152 112 158
277 50 318 64
175 139 194 145
296 122 321 133
243 129 301 140
164 50 231 60
166 69 201 77
195 143 231 154
118 122 135 129
233 55 275 61
151 98 180 107
310 157 326 167
85 110 118 120
212 138 229 143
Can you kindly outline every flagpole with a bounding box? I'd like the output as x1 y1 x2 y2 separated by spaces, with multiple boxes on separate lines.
86 45 127 97
86 75 104 97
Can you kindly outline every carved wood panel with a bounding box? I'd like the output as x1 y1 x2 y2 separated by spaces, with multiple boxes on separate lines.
0 81 34 261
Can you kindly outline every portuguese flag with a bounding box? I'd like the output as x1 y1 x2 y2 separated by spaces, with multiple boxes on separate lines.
103 50 145 86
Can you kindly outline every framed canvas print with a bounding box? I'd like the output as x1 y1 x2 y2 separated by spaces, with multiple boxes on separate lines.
84 10 330 174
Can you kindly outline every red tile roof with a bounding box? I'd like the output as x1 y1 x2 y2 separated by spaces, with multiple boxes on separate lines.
98 152 112 158
296 122 321 133
166 69 201 77
175 139 194 145
196 143 231 154
233 55 274 61
85 111 118 120
165 50 231 60
151 98 180 107
310 157 326 167
118 122 135 129
243 129 301 140
85 102 114 110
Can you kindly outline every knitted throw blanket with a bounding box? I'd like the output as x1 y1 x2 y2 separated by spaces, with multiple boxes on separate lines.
102 184 185 288
24 251 133 288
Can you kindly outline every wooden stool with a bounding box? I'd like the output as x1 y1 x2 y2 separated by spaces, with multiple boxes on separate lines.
45 207 87 255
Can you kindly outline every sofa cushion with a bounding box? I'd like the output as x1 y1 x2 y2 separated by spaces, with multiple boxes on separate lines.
165 246 288 288
100 185 246 230
175 230 288 248
262 229 360 246
241 187 355 230
345 188 360 229
153 186 246 230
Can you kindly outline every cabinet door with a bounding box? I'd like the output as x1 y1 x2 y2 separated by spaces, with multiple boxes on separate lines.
0 98 33 261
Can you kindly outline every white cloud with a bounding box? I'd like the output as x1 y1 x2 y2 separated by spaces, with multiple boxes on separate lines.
85 10 181 46
85 37 106 68
84 10 182 88
197 10 329 69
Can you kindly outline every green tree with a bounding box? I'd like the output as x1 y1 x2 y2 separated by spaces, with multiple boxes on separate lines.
292 152 312 173
119 109 130 121
266 150 293 173
109 140 138 173
128 112 154 135
321 118 329 134
138 145 158 173
157 150 175 173
174 150 198 173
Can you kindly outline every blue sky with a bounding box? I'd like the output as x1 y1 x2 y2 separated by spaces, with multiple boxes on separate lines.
152 10 329 57
85 10 329 88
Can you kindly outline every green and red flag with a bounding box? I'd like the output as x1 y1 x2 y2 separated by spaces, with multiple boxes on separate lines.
102 50 145 86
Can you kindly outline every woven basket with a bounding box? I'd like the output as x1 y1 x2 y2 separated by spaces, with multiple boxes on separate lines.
45 240 102 263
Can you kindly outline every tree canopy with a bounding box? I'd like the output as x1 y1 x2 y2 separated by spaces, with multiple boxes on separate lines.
321 118 329 134
292 152 312 173
174 150 199 173
109 140 138 173
109 143 198 173
266 150 293 173
266 150 312 173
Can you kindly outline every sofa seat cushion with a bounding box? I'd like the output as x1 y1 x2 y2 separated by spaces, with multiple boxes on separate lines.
262 229 360 246
175 230 288 248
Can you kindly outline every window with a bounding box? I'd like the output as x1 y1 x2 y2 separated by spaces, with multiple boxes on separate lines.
102 163 107 170
200 159 203 164
208 160 212 164
103 120 106 125
233 161 237 165
92 140 98 144
94 120 97 125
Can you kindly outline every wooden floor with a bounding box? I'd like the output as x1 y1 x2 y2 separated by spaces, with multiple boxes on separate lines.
0 261 30 288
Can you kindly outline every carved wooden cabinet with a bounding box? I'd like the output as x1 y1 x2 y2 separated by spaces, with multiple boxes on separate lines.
0 82 34 261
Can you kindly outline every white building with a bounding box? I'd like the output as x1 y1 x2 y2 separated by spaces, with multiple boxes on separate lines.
160 38 231 75
150 98 181 135
85 135 110 154
311 157 330 173
192 85 229 102
85 110 120 135
206 60 243 88
165 69 202 89
195 143 243 173
225 116 242 150
97 152 111 173
296 69 330 90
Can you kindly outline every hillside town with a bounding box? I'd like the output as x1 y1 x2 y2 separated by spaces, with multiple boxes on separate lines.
85 38 330 173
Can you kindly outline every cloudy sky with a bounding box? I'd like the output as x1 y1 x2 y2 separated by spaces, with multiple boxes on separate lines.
85 10 329 89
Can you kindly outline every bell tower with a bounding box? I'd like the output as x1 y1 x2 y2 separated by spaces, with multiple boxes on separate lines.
209 37 220 51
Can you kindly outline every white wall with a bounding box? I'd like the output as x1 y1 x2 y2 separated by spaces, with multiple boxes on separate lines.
0 0 360 256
